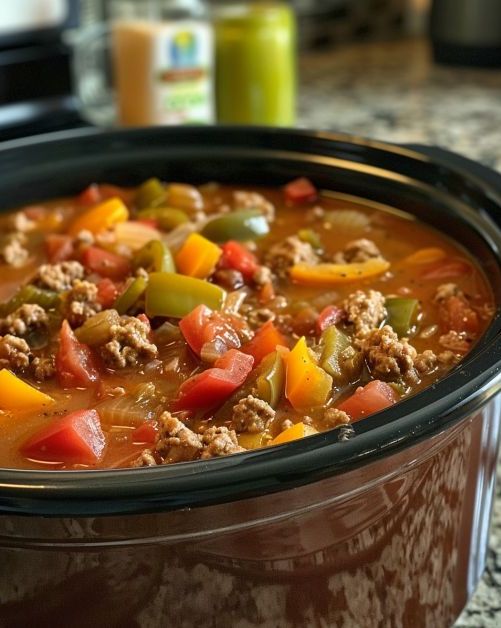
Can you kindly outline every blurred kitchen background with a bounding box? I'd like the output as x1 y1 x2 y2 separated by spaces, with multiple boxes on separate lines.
0 2 500 623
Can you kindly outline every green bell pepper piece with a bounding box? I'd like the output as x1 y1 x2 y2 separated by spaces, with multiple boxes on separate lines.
0 284 60 316
134 240 175 274
135 178 167 210
75 309 121 347
137 207 189 231
385 297 419 337
201 209 269 242
298 228 323 252
145 272 226 318
113 276 148 315
320 326 363 384
255 350 285 408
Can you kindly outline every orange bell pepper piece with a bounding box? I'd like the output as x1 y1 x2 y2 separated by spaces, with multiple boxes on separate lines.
242 320 287 365
175 233 222 279
290 258 389 285
69 197 129 236
271 421 318 446
401 247 446 266
0 369 55 411
285 337 332 410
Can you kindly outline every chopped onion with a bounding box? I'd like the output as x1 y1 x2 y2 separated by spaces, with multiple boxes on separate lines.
223 289 248 314
97 382 160 427
161 222 197 252
324 209 370 232
114 221 161 251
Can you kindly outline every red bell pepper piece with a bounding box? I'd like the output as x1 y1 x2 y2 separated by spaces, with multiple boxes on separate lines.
21 409 106 465
219 241 259 281
284 177 318 204
316 305 345 334
174 349 254 411
81 246 131 280
56 320 100 388
337 380 397 422
242 320 287 365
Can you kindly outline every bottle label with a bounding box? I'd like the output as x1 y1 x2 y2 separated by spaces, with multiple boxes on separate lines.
151 21 213 124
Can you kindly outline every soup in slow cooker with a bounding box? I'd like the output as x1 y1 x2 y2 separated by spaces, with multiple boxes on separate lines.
0 178 493 469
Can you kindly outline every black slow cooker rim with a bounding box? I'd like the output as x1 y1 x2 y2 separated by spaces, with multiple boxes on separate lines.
0 125 500 517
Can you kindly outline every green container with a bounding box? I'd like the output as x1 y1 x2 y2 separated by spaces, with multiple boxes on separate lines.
215 1 296 126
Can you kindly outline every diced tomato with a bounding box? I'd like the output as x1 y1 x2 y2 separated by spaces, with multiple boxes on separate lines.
81 246 131 280
337 380 397 422
258 279 275 304
96 278 121 309
421 259 471 281
132 420 159 444
21 409 106 465
56 320 100 388
284 177 318 205
179 304 244 357
316 305 345 334
174 349 254 411
45 234 75 263
439 295 479 335
219 241 259 281
242 321 287 365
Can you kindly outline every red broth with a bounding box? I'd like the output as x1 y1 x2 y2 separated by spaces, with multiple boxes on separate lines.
0 180 493 470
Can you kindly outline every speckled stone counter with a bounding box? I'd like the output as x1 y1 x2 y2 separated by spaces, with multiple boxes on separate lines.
297 37 501 627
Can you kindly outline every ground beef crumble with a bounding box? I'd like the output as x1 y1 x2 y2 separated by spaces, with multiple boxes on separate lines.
37 261 85 291
333 238 383 264
0 233 29 268
0 335 31 371
31 355 56 381
233 190 275 221
324 408 351 427
200 426 245 459
231 394 275 433
343 289 387 335
264 235 319 277
434 283 461 303
357 325 437 384
438 330 472 354
65 280 102 328
0 304 49 337
100 315 158 369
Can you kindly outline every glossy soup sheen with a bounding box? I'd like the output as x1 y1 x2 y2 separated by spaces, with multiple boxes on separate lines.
0 178 493 470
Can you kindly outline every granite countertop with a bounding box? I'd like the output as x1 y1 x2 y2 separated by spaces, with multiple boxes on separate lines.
297 37 501 627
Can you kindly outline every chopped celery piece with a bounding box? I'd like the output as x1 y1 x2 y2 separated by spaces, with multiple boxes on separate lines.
201 209 269 242
134 240 175 274
145 272 226 318
113 276 148 315
385 297 419 337
137 207 189 230
135 178 166 210
320 326 363 384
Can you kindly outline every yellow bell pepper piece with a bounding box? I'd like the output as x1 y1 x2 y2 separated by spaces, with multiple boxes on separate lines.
271 421 318 446
290 258 390 285
401 247 446 266
69 197 129 236
175 233 222 279
285 337 332 410
0 369 54 411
